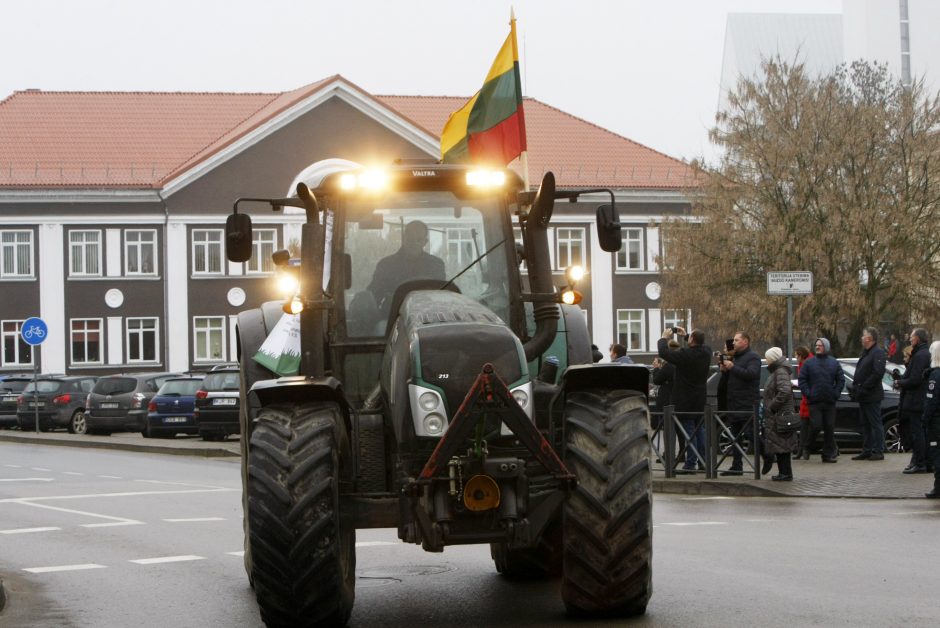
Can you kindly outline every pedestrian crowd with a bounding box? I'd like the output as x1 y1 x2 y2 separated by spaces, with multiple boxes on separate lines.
647 325 940 498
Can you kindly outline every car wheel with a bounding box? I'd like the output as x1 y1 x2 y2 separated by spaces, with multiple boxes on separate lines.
883 417 901 454
69 410 87 435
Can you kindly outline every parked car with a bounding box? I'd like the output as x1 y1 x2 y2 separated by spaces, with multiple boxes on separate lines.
1 376 33 428
16 376 97 432
194 367 241 441
84 372 181 435
143 376 204 438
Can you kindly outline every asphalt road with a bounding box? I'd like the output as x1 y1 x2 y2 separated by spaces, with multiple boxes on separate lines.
2 442 939 627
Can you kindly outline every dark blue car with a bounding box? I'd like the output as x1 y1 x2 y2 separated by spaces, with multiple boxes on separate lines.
144 376 204 438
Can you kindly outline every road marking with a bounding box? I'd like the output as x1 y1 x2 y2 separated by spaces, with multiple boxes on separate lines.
660 521 728 526
16 501 142 526
679 496 736 501
31 467 51 471
889 510 940 516
356 541 397 547
0 526 62 534
0 487 239 504
162 517 226 523
62 471 84 476
4 464 23 468
97 475 122 479
130 555 205 565
82 521 145 528
136 479 232 490
0 478 54 482
227 551 245 557
24 564 106 574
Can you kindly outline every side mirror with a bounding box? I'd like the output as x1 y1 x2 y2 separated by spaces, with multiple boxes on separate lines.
529 172 555 228
596 203 622 252
226 212 253 262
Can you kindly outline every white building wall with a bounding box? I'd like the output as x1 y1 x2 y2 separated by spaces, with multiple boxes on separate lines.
38 223 66 373
107 316 123 365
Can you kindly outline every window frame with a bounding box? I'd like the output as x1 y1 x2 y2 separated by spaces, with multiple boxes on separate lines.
616 309 646 353
192 229 224 276
554 227 585 271
615 227 645 271
68 229 103 277
193 316 227 363
1 320 33 366
126 317 159 364
0 230 34 278
246 228 277 274
70 318 104 365
124 229 158 276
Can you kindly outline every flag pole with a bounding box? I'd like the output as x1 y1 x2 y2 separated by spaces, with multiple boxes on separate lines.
510 8 530 192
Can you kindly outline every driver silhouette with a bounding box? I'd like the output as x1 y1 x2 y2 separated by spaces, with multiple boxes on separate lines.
367 221 445 314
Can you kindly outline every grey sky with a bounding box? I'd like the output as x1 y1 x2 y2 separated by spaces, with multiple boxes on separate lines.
1 0 841 163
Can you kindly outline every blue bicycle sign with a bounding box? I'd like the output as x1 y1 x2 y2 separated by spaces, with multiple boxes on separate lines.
21 317 48 346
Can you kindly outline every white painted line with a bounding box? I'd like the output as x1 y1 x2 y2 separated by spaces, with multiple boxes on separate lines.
81 521 146 528
660 522 728 527
0 478 54 482
17 501 142 526
31 467 51 471
355 541 397 547
0 487 238 504
97 475 122 479
0 526 62 534
227 551 245 557
4 464 23 468
130 555 205 565
62 471 84 476
136 479 231 490
162 517 225 523
24 564 106 574
889 510 940 516
679 496 735 501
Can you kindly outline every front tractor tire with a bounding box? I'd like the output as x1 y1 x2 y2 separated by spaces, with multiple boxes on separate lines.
247 402 356 627
562 390 652 617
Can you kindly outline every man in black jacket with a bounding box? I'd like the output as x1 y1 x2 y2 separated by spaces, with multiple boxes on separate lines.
658 326 711 474
718 331 762 475
798 338 845 462
896 328 931 473
851 326 887 461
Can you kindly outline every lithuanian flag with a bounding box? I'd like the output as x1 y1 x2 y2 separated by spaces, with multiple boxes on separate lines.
441 18 527 165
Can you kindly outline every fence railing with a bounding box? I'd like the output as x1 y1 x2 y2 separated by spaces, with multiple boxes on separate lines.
650 405 763 480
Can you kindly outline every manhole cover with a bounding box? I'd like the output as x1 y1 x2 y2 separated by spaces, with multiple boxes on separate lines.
358 563 457 580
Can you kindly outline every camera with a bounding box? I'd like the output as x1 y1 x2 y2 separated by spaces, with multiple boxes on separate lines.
714 338 734 364
890 368 902 381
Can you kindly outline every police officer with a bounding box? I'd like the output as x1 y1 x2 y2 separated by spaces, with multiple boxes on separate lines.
923 340 940 499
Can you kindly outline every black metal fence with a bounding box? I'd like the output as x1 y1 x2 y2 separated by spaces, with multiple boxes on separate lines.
650 405 764 479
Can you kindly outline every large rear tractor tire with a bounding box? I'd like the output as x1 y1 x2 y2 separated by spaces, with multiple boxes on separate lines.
561 390 652 617
247 402 356 627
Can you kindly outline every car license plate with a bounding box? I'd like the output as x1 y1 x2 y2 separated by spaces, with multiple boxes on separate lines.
28 401 45 408
101 402 119 409
163 417 187 423
214 398 237 406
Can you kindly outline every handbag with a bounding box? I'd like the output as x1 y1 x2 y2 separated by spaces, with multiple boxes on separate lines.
773 411 800 433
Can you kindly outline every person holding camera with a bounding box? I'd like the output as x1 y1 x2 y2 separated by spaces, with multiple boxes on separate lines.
849 326 887 461
896 328 931 473
658 326 711 474
717 331 763 476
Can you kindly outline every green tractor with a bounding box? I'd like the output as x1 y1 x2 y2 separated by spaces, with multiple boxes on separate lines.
225 160 652 627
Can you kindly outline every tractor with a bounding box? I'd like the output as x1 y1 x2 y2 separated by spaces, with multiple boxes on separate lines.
225 159 652 627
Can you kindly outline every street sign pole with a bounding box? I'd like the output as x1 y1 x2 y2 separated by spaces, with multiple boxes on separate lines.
20 317 49 433
787 296 793 367
33 355 39 433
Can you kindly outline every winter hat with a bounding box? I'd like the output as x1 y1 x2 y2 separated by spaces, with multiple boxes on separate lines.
815 337 831 354
765 347 783 364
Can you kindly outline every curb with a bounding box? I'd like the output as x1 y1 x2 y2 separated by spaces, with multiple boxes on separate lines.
653 479 783 498
0 434 238 458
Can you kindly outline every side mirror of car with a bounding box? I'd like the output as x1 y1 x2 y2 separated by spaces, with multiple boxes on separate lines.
596 204 622 252
226 213 253 262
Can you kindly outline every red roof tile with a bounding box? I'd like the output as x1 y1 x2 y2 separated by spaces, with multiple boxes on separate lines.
0 76 694 190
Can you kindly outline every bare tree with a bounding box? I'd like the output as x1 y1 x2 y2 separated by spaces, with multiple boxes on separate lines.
661 57 940 355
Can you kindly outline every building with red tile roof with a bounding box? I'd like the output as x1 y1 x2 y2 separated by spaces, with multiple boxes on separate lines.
0 75 696 375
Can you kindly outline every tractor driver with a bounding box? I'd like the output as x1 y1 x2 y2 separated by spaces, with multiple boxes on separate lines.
367 220 445 317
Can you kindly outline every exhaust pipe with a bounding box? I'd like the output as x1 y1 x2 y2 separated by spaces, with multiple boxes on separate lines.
521 172 560 361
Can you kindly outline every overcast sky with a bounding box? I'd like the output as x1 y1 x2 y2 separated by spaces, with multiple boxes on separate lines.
1 0 842 163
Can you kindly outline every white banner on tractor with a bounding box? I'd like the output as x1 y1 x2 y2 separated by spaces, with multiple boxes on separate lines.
253 313 301 376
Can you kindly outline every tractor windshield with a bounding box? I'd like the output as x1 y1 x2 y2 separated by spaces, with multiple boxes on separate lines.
342 191 513 337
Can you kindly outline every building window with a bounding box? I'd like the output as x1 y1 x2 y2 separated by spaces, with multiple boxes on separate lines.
125 230 157 276
555 228 585 270
663 309 688 332
127 318 159 363
194 317 226 362
0 230 33 278
1 321 33 366
71 319 102 365
446 228 475 266
616 309 645 352
616 228 644 270
247 229 277 274
69 230 102 277
192 229 223 275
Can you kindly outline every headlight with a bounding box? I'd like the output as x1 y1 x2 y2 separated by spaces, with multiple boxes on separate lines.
277 272 299 296
511 389 529 409
565 265 585 284
561 289 582 305
419 392 440 411
424 413 445 435
466 170 506 187
340 169 388 191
